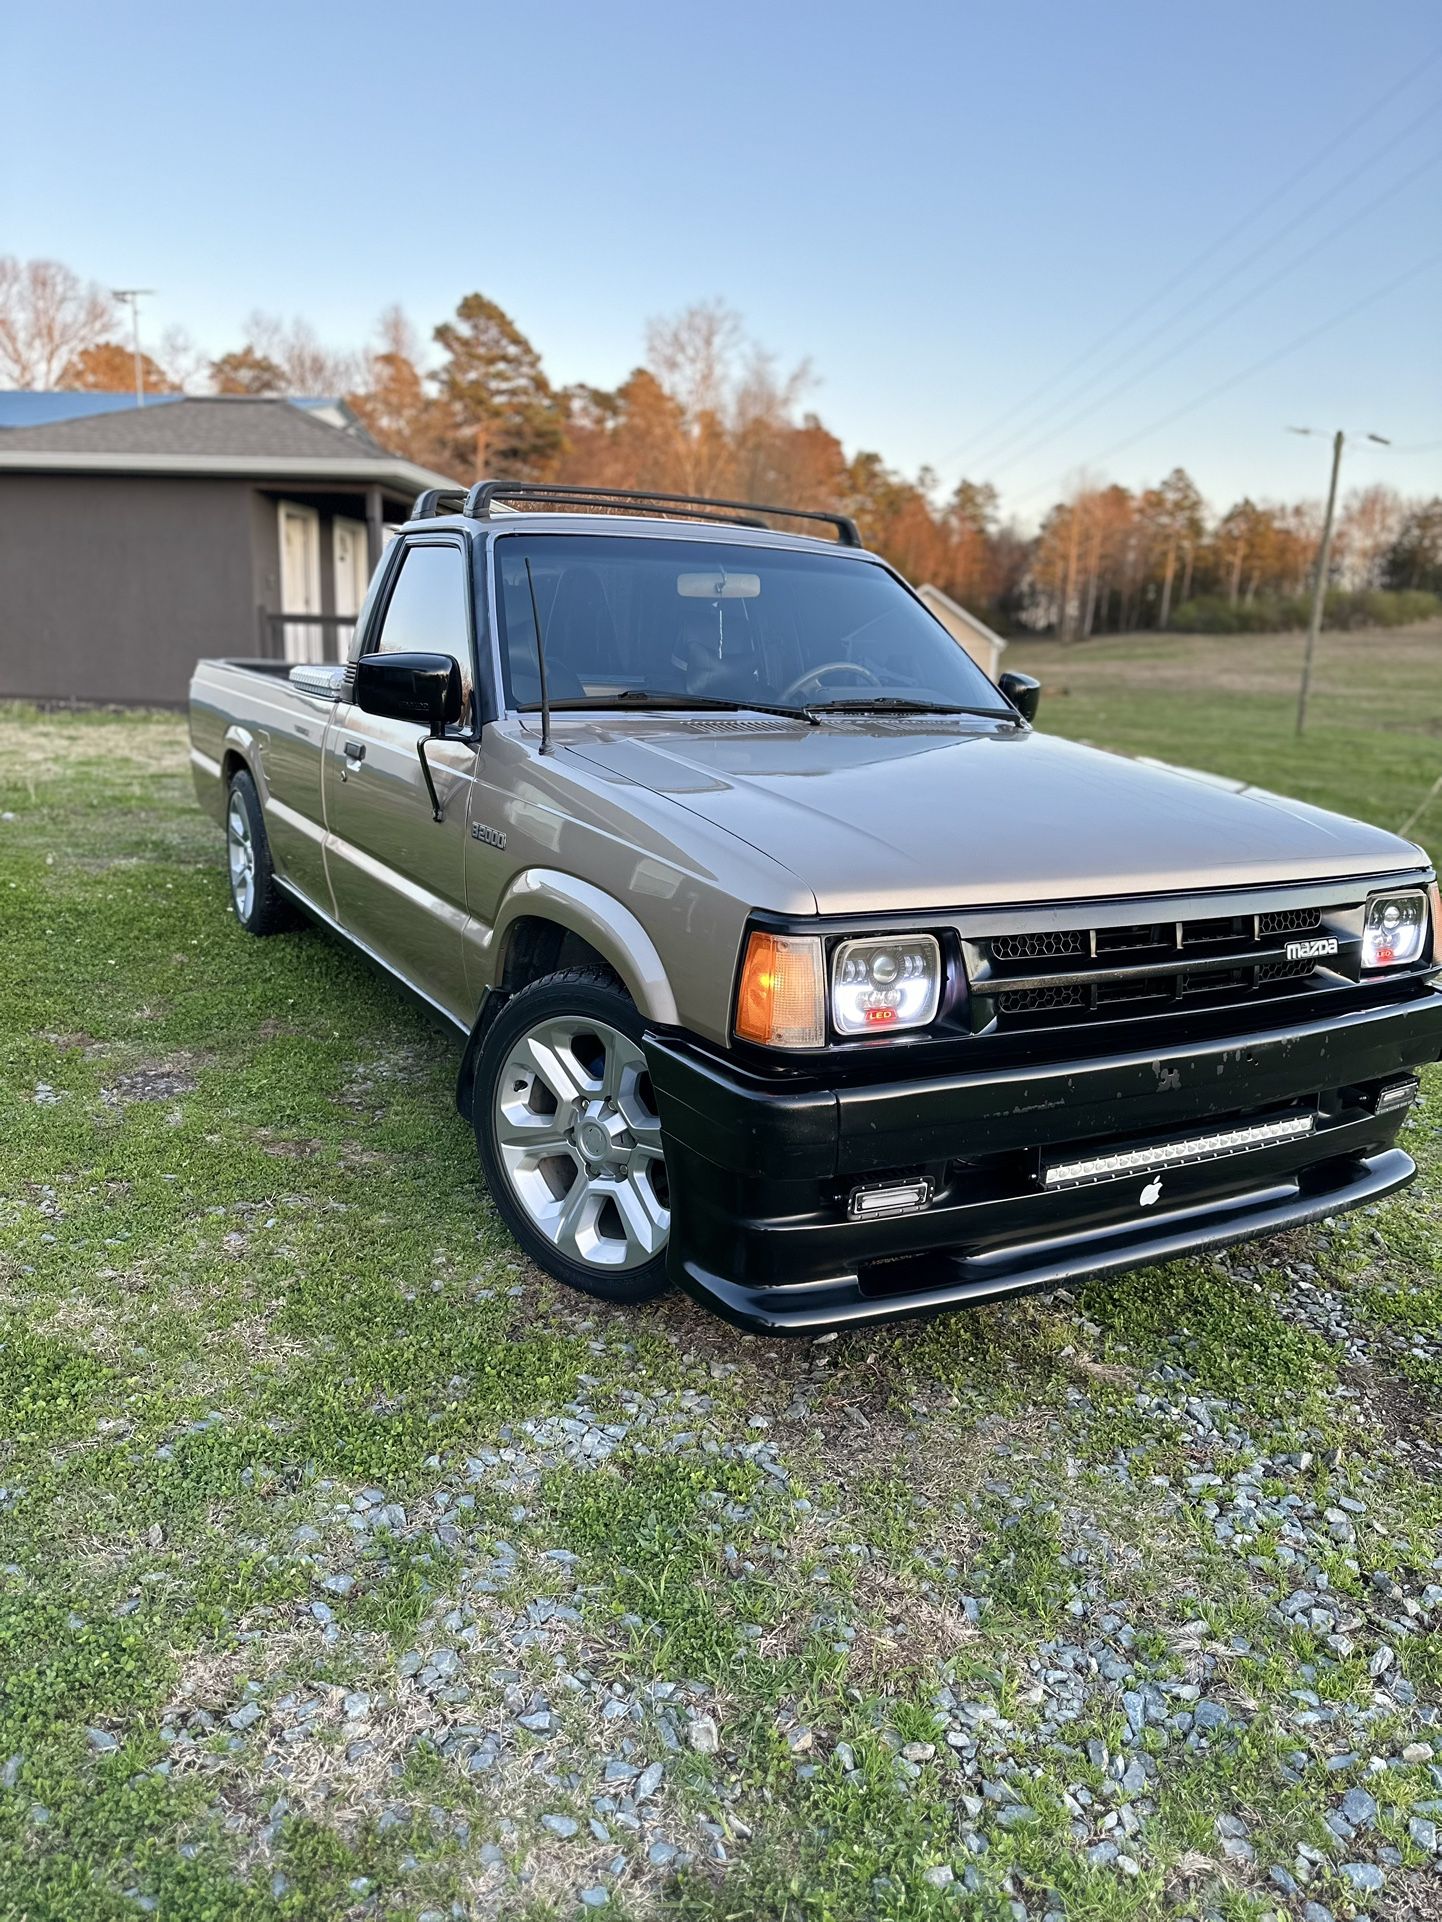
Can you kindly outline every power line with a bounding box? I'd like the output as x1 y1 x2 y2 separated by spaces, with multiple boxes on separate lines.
931 43 1442 476
977 141 1442 486
1005 247 1442 515
964 96 1442 479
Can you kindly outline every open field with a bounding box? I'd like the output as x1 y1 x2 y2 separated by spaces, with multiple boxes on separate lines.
1 644 1441 1922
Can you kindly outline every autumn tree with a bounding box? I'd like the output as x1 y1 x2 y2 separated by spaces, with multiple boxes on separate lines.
938 481 1000 603
1214 498 1264 604
347 306 455 473
846 453 945 585
558 370 688 493
59 339 179 393
1029 480 1115 641
433 293 565 480
209 345 288 394
1139 468 1204 627
0 256 115 388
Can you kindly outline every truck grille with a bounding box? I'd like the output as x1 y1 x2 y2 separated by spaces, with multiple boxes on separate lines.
976 899 1361 1032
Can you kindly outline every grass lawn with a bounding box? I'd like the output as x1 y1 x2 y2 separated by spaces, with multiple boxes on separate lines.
1 631 1440 1922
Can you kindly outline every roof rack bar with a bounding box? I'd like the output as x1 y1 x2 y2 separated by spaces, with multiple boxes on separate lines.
411 487 468 519
470 486 769 534
463 479 862 547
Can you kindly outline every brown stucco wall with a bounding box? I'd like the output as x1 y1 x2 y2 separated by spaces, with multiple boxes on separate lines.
0 472 260 705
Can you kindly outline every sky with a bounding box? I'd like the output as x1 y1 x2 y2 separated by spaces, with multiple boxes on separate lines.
4 0 1441 527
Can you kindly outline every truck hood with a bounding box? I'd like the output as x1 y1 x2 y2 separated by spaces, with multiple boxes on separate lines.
558 715 1425 913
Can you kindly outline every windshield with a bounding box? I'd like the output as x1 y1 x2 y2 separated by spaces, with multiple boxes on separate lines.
494 534 1006 715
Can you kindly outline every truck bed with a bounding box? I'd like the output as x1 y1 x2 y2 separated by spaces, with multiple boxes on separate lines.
187 657 333 827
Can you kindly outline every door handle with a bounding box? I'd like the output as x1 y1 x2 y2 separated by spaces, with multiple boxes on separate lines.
344 741 366 763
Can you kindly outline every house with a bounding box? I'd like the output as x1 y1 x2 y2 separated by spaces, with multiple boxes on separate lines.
0 395 459 705
916 583 1008 681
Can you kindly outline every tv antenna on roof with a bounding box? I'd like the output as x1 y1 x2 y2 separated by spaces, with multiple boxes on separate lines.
111 289 156 406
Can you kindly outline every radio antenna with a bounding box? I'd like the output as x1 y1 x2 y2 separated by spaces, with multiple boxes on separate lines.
523 557 554 755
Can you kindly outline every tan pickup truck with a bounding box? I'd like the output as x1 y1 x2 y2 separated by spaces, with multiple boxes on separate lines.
189 481 1442 1331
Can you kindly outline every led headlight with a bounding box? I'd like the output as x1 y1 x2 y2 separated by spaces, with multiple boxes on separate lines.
1362 890 1428 970
831 934 941 1035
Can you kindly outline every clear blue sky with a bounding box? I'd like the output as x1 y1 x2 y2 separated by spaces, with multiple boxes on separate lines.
4 0 1440 525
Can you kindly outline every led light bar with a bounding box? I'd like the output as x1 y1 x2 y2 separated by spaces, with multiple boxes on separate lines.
1043 1113 1315 1190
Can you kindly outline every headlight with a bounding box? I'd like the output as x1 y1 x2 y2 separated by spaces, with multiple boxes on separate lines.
1362 890 1428 969
831 934 941 1035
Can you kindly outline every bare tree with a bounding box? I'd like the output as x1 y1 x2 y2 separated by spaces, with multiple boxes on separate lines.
645 299 743 430
1337 484 1404 591
156 324 206 394
240 311 363 395
0 256 116 388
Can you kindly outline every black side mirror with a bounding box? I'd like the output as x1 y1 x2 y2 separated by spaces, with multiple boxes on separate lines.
999 671 1041 724
353 652 462 736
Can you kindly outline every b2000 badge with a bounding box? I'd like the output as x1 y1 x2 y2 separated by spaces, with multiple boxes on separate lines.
471 823 507 849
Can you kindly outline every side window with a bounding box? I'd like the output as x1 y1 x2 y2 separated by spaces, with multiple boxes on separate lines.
370 543 473 720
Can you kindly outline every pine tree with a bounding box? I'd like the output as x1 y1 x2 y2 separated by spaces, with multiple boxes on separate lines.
433 293 565 480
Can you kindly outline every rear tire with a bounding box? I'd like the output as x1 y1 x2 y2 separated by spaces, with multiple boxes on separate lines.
225 770 299 936
473 968 672 1305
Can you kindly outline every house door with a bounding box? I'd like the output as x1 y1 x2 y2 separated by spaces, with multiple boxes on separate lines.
332 517 370 658
277 502 321 661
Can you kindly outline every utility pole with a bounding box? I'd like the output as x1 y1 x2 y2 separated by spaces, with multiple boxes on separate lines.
111 289 155 406
1288 426 1389 735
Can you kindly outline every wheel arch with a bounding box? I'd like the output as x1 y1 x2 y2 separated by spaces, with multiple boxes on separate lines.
220 725 262 796
455 871 681 1117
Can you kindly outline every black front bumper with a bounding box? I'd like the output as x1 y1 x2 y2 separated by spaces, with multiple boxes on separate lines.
645 989 1442 1332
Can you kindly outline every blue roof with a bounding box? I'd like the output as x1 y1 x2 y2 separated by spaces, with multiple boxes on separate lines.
0 391 185 429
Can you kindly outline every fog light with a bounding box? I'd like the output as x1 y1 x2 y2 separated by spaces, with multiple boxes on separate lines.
1370 1076 1420 1116
848 1178 932 1220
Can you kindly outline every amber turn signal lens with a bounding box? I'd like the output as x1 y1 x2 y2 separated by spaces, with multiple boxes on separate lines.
734 932 826 1048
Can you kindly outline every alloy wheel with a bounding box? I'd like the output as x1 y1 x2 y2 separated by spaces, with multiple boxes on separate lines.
493 1016 669 1271
227 792 256 921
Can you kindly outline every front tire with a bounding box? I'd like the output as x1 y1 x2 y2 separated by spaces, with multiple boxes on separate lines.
473 969 672 1305
225 770 298 936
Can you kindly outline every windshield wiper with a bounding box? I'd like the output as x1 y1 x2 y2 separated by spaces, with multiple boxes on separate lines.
807 697 1011 718
609 690 819 725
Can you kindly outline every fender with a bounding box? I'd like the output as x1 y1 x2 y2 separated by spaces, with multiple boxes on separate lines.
455 869 682 1117
191 721 263 826
221 722 264 793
